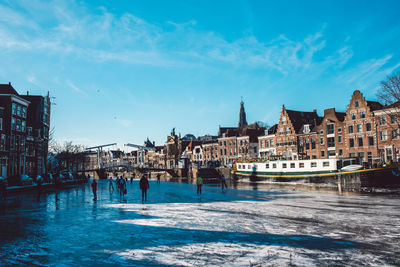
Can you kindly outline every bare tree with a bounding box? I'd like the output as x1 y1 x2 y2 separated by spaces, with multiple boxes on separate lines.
377 71 400 105
376 72 400 145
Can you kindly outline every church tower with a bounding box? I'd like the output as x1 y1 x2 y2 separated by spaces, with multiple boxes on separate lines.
238 99 248 128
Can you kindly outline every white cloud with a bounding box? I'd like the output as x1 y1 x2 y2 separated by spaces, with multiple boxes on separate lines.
67 80 87 96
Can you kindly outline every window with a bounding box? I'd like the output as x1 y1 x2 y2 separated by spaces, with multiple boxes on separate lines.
266 164 269 169
224 141 226 146
355 101 359 108
357 137 363 147
338 149 343 156
327 137 335 147
358 152 365 160
380 130 388 141
321 150 325 157
299 163 304 168
351 113 356 120
311 138 316 149
320 137 324 145
391 129 399 140
270 140 274 147
327 124 334 134
272 163 277 168
260 141 264 148
224 149 227 155
11 118 16 130
366 123 372 131
22 107 27 118
379 116 386 125
349 152 356 157
16 120 21 131
368 136 374 146
323 161 330 167
349 138 354 148
304 125 310 134
360 111 365 119
328 150 335 157
12 103 16 115
0 134 5 150
337 127 342 133
348 125 354 134
312 155 317 159
356 124 362 133
290 163 295 168
311 162 317 167
320 130 324 135
390 114 398 124
282 163 287 168
338 135 342 143
305 139 310 150
22 121 26 132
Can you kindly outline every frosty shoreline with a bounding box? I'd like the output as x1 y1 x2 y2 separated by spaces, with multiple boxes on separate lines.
0 180 399 266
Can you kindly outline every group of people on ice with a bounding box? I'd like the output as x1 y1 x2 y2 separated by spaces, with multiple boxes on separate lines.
91 173 228 201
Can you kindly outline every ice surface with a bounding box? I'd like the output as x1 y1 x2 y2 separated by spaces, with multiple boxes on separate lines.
0 180 399 266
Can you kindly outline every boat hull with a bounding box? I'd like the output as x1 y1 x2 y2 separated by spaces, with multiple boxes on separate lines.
233 167 400 191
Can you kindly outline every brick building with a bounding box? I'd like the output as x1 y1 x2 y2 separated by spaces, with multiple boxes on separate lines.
343 90 382 164
374 101 400 162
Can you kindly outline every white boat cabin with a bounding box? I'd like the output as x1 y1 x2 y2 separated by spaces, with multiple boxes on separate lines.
236 158 358 173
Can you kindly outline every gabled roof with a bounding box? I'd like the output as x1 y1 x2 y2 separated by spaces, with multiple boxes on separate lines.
386 101 400 109
286 109 321 133
0 83 19 95
367 101 384 111
267 124 278 135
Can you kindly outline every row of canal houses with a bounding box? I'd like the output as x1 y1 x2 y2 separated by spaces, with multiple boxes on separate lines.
169 90 400 168
0 83 51 180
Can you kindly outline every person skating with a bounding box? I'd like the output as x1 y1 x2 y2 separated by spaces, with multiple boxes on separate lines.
221 175 228 190
36 175 43 201
91 179 98 201
157 173 161 184
140 174 150 203
196 176 203 195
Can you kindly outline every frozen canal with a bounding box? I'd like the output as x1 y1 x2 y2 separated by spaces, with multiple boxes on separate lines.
0 180 399 266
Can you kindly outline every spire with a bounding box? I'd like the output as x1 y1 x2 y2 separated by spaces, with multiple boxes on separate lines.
238 99 248 128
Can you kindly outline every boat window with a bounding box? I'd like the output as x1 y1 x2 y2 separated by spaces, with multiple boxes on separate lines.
266 164 269 169
290 163 295 168
311 162 317 167
299 162 304 168
272 163 277 168
248 165 251 169
282 163 287 168
323 161 330 167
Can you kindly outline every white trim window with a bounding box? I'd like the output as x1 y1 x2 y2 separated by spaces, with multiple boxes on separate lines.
380 130 388 141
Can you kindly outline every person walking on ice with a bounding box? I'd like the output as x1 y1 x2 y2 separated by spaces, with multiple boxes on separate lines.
221 175 228 190
140 174 150 203
196 176 203 195
91 179 98 201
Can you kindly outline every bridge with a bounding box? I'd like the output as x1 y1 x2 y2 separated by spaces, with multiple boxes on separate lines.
81 142 175 179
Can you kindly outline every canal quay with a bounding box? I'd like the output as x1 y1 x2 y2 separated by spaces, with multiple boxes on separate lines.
0 180 399 266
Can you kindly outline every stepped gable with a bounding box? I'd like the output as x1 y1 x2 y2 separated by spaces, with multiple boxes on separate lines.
285 109 321 133
0 83 19 95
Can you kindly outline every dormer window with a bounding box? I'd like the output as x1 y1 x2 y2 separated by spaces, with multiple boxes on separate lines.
304 125 310 134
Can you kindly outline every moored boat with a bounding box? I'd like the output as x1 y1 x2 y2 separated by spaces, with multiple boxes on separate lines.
233 158 400 191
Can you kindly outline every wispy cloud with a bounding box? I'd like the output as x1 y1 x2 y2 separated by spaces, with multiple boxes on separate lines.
67 80 87 96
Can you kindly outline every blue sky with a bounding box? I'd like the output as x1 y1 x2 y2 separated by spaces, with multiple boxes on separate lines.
0 0 400 148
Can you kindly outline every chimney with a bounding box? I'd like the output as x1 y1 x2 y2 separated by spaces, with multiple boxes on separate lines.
27 91 29 95
313 109 317 113
9 82 11 85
